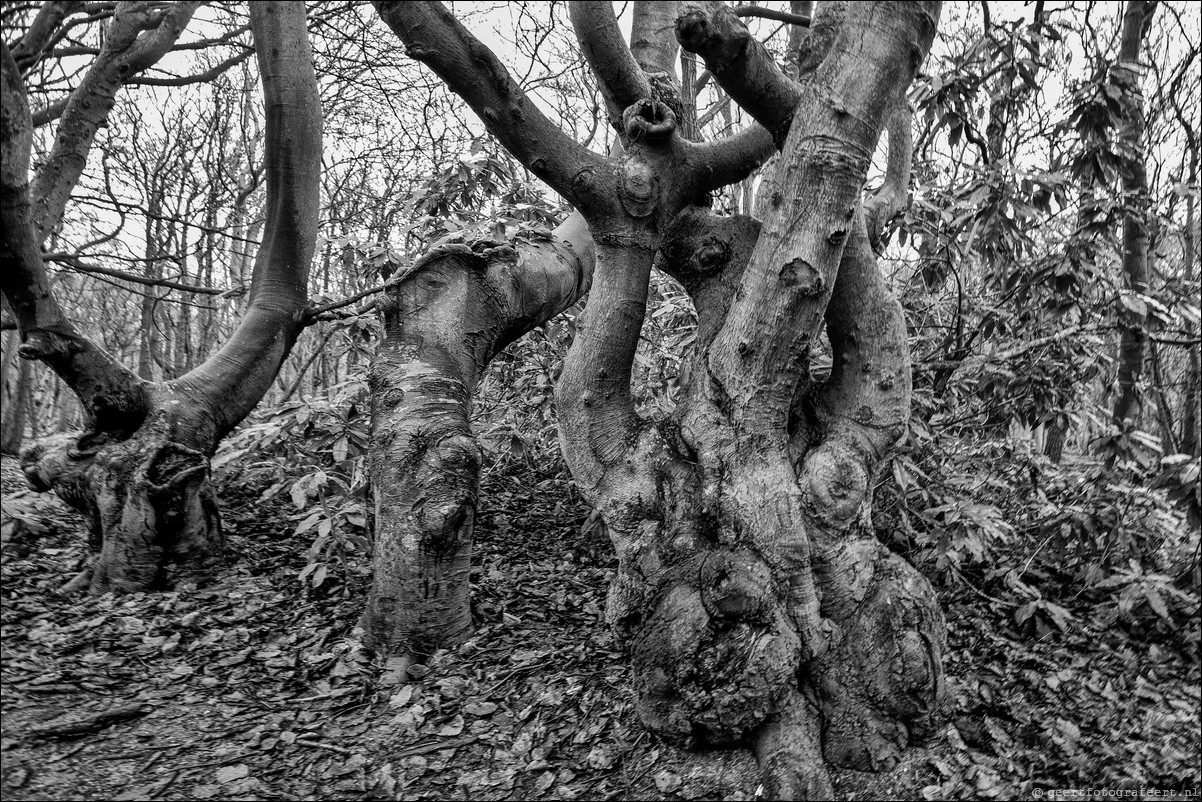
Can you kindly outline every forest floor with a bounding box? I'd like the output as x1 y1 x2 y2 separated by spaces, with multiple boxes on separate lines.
1 453 1199 802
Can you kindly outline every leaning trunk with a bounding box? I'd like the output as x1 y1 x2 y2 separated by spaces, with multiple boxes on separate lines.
362 216 593 657
1 3 321 592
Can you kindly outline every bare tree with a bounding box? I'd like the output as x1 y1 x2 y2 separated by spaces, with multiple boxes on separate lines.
1112 1 1158 431
370 1 945 797
1 1 321 592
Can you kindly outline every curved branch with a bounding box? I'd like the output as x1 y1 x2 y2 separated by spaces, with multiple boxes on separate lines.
676 1 801 148
682 122 776 194
570 1 652 129
863 101 914 249
374 0 605 209
0 40 145 429
10 0 83 73
172 1 321 437
29 1 202 241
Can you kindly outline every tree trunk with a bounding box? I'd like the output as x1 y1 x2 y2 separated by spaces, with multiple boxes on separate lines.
377 2 944 797
1111 1 1156 430
1 330 32 454
1 3 321 592
362 215 594 656
1044 417 1067 463
1181 143 1200 457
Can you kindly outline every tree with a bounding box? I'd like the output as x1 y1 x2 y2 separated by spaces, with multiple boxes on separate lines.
371 1 944 796
1111 1 1158 434
1 1 321 592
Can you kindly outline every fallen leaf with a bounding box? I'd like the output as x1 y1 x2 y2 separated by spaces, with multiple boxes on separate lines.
654 770 681 794
389 686 415 708
216 763 250 783
586 743 616 770
463 701 497 717
437 715 465 736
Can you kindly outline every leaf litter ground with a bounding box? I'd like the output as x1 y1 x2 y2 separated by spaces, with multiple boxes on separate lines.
1 455 1198 801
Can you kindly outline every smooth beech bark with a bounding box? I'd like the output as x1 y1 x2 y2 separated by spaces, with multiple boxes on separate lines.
376 1 943 797
1 2 321 592
361 214 594 656
367 0 768 662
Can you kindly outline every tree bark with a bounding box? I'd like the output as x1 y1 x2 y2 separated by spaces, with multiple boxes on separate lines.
1180 141 1200 457
361 215 594 656
376 3 944 797
2 2 321 592
1 329 32 455
1111 1 1157 430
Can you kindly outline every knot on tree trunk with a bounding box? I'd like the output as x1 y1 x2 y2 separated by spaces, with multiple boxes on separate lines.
626 549 801 746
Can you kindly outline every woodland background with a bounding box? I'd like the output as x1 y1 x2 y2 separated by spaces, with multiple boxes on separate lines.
1 1 1199 800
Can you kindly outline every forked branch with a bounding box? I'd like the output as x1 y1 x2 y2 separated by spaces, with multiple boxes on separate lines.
374 0 606 210
171 1 322 437
570 1 652 128
676 1 801 147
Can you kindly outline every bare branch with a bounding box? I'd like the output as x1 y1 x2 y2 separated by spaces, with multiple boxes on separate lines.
30 97 67 127
864 101 914 249
676 0 800 148
11 0 83 72
44 252 228 296
571 1 652 129
0 39 145 427
172 1 322 436
630 1 681 76
30 1 203 241
733 5 810 26
682 123 776 193
127 49 254 87
374 0 606 210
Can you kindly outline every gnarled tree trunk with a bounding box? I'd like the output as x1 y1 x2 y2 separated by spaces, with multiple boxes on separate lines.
361 214 594 656
1 2 321 592
378 2 944 797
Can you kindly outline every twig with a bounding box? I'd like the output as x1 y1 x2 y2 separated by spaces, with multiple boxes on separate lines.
31 703 151 739
390 735 477 760
47 742 89 763
147 770 179 799
294 738 354 756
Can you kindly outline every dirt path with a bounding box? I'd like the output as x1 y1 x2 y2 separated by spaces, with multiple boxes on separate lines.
2 455 1198 800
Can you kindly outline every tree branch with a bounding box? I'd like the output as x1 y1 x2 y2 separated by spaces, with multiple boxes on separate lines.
733 5 811 26
127 49 254 87
11 0 84 73
630 1 682 76
0 40 145 429
676 1 801 148
570 1 652 130
863 100 914 249
374 0 606 211
683 123 776 193
172 1 322 437
43 252 228 296
30 0 203 241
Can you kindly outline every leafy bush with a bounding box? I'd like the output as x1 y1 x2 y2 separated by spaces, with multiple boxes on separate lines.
214 379 372 592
